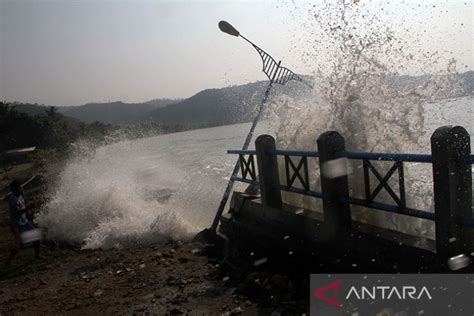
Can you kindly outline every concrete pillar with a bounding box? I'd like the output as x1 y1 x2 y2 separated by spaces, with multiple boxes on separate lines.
317 131 351 241
255 135 282 209
431 126 472 261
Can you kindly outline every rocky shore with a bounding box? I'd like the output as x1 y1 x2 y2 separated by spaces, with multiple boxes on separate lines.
0 238 309 315
0 240 259 315
0 157 307 315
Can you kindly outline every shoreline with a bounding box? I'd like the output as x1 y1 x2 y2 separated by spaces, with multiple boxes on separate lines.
0 159 307 315
0 241 260 315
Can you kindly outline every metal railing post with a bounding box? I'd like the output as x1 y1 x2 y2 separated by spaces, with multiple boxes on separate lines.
431 126 472 261
317 131 351 241
255 135 282 208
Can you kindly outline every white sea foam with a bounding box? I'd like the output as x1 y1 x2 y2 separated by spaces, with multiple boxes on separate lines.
37 124 265 249
38 139 194 249
264 1 471 239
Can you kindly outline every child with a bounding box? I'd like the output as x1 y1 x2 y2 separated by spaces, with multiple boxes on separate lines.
5 179 41 266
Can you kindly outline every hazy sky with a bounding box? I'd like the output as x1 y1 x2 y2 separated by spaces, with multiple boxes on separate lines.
0 0 472 106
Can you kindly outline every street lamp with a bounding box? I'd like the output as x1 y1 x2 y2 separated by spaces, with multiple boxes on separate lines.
205 21 313 237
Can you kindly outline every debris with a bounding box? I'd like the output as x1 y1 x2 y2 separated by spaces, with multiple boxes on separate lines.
93 290 103 297
63 303 79 311
133 304 147 311
447 254 470 271
178 257 189 263
169 308 184 315
254 258 268 266
142 293 155 300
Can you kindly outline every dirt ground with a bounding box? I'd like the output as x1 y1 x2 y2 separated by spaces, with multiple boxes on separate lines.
0 238 264 315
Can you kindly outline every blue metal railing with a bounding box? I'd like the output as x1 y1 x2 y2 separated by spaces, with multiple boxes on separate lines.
344 197 436 221
227 148 474 228
226 149 472 163
459 154 474 163
230 176 257 185
227 149 256 155
335 151 433 163
270 149 320 157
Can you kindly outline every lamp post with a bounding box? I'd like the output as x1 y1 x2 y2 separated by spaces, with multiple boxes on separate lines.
205 21 312 237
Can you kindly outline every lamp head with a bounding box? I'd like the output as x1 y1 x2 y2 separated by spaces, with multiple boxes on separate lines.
218 21 240 37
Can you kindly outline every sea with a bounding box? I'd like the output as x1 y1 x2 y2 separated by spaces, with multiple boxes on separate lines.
38 96 472 249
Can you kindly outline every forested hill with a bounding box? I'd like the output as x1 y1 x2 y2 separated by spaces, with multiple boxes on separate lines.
7 71 473 130
0 103 113 152
58 99 181 125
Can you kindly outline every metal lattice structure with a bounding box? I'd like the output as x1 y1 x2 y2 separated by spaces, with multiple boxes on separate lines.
248 42 307 86
207 21 312 234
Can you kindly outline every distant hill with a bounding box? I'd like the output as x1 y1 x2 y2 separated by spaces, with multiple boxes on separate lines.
9 102 81 126
9 103 50 116
386 70 474 97
59 99 180 125
460 70 473 95
143 98 182 108
8 71 472 131
142 80 310 129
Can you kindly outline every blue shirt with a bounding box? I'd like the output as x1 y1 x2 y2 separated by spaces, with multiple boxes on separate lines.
8 194 27 227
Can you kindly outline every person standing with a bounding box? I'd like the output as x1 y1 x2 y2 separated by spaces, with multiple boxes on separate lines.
5 179 40 266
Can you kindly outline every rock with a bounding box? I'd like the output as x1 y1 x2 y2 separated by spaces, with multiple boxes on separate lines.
139 263 146 269
133 304 147 311
169 308 184 315
166 276 176 285
220 304 229 311
93 289 103 297
231 307 243 314
64 303 78 311
142 293 155 300
178 257 189 263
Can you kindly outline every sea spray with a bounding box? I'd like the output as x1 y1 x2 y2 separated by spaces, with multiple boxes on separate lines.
37 123 261 249
264 1 469 239
38 138 193 249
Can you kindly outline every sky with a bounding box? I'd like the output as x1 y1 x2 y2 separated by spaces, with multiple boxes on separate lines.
0 0 472 106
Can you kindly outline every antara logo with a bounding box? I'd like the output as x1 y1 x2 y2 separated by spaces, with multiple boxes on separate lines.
313 280 433 308
346 286 433 300
313 280 343 308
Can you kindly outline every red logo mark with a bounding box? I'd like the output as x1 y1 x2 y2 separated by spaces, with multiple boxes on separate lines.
313 280 343 308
